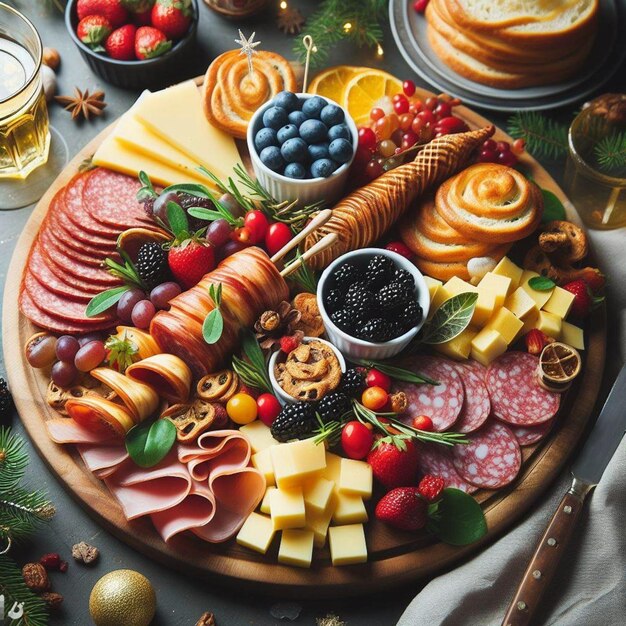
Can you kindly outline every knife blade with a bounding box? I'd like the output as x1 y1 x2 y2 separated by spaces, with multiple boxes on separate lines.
502 363 626 626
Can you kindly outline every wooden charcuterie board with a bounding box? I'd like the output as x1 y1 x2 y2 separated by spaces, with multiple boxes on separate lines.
2 85 606 596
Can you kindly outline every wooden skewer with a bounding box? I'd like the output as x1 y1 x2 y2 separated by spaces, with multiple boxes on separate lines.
270 209 332 264
280 233 338 277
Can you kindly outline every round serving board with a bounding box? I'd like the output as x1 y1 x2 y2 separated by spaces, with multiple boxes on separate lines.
3 85 606 597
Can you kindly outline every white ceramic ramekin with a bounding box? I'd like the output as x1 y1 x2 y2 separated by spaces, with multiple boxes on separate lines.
317 248 431 361
246 93 358 206
268 336 347 405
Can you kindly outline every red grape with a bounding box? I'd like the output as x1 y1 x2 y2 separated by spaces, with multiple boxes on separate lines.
408 101 423 115
206 218 232 247
424 96 438 110
390 128 403 146
399 113 414 131
78 333 104 347
217 239 248 262
244 210 269 244
393 98 409 115
370 107 385 121
417 109 436 124
496 141 510 153
482 139 497 151
75 340 106 372
374 117 392 141
413 0 429 13
51 360 78 387
117 288 146 323
385 241 413 259
478 149 497 163
152 190 181 224
56 335 80 362
402 131 419 148
379 139 397 157
434 116 469 135
365 159 384 180
131 300 156 329
25 334 57 368
354 145 372 167
358 127 377 152
150 282 182 310
497 151 518 167
433 102 452 119
411 116 425 134
218 193 245 219
403 80 416 97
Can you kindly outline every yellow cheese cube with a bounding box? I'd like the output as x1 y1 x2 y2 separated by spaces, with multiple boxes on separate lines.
434 326 477 360
471 328 508 366
534 310 562 339
260 486 277 514
332 492 368 525
543 286 575 319
236 513 275 554
271 438 326 488
444 276 478 296
478 272 511 309
338 459 373 499
424 276 443 313
521 270 554 308
429 286 453 316
521 308 540 334
328 524 368 566
560 321 585 350
472 289 497 326
270 486 306 530
240 420 279 453
305 495 336 548
485 307 524 345
492 257 523 293
505 287 539 320
321 452 343 483
303 476 335 514
251 448 275 487
278 529 315 568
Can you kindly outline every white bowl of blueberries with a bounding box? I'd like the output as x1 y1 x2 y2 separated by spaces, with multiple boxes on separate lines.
317 249 431 360
247 91 358 206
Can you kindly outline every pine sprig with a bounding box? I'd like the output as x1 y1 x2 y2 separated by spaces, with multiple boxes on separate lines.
507 111 568 161
0 554 48 626
594 131 626 174
0 488 55 546
0 427 28 493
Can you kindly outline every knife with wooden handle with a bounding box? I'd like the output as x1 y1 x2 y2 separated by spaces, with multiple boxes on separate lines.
502 363 626 626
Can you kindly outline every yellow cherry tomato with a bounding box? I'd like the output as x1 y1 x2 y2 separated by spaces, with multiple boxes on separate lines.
361 386 389 411
226 393 258 425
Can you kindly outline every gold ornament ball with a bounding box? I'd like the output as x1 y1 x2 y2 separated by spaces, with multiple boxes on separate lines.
89 569 156 626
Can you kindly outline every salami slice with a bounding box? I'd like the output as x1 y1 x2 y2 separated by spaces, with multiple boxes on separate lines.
462 359 488 381
416 443 477 493
451 362 490 433
38 246 109 295
28 247 92 303
394 355 464 431
40 227 108 269
452 421 521 489
509 419 555 447
487 352 560 425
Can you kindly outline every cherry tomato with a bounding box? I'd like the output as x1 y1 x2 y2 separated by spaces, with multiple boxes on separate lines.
231 226 251 243
413 0 429 13
341 421 374 460
412 414 434 431
227 393 258 425
264 222 293 257
256 393 281 427
358 126 377 152
243 210 269 244
365 369 392 392
403 80 416 97
361 386 389 411
385 241 413 259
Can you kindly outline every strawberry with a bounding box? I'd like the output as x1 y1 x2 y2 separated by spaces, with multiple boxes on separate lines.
105 24 137 60
524 329 552 355
375 487 428 531
77 0 128 28
77 15 112 49
367 437 419 488
577 267 606 294
417 474 444 502
562 279 604 318
150 0 192 39
168 238 215 289
279 334 301 354
134 25 172 59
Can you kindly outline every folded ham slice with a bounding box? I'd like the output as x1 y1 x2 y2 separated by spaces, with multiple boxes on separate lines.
77 443 129 478
46 418 119 445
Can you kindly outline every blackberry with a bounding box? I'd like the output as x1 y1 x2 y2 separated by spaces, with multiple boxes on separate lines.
330 308 356 332
399 299 423 330
357 317 394 342
325 289 344 313
332 262 362 290
394 268 415 291
317 392 352 424
136 242 168 289
0 378 13 418
178 193 212 232
377 282 411 311
344 283 376 315
365 254 395 288
271 402 317 442
339 368 366 398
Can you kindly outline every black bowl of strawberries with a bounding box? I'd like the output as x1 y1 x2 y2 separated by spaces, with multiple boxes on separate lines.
66 0 198 90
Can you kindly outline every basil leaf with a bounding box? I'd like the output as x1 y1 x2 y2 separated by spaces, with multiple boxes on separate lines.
428 488 488 546
422 292 478 345
166 201 189 238
86 286 129 318
126 419 176 468
203 309 224 344
541 188 566 222
528 276 556 291
162 183 212 199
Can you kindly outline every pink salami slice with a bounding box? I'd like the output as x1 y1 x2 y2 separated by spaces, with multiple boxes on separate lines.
40 247 110 295
394 355 464 431
40 227 108 269
28 247 92 303
462 359 488 381
416 443 477 493
487 352 560 425
509 419 555 447
451 362 490 433
452 421 521 489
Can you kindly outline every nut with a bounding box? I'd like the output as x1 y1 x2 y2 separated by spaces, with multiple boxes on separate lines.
42 47 60 70
389 391 408 414
41 592 64 610
71 541 99 565
259 310 281 332
22 562 50 592
196 612 216 626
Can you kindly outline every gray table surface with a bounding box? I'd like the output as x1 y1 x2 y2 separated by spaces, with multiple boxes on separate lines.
1 1 623 624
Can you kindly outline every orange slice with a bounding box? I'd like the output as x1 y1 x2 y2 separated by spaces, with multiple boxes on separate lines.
342 69 403 126
307 65 366 105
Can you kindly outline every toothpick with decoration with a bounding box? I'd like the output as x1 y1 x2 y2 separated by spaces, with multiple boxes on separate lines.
235 29 261 76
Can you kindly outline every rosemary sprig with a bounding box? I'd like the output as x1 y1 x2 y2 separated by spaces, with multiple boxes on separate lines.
231 330 273 394
287 250 318 293
353 359 439 385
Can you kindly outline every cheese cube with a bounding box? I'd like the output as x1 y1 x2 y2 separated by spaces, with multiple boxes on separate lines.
271 438 326 488
429 286 453 317
492 257 523 292
260 486 277 515
236 513 275 554
521 308 540 335
303 476 335 514
240 420 279 453
478 272 511 309
444 276 478 296
543 286 575 319
332 492 368 525
485 307 523 345
434 326 477 360
471 328 508 366
521 270 554 308
472 289 497 326
278 529 315 568
321 452 343 483
328 524 368 566
270 486 306 530
338 459 373 499
534 310 562 339
505 287 538 320
251 448 275 487
561 321 585 350
305 495 336 548
424 276 443 301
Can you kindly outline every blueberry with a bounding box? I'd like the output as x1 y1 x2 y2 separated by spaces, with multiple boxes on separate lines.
288 110 307 127
284 162 306 179
254 127 278 152
277 124 299 145
302 96 327 119
281 137 308 163
273 91 300 111
308 143 330 161
320 103 344 126
310 158 336 178
262 106 288 130
328 123 351 142
328 138 354 164
299 119 328 143
259 146 284 172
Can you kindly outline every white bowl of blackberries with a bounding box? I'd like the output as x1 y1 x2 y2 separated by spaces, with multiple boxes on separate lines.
317 249 430 360
247 91 358 206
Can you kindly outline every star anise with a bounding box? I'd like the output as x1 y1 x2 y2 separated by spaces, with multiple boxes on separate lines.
277 7 305 35
254 300 303 349
55 87 107 121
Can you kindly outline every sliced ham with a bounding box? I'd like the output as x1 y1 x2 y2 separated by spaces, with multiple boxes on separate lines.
77 444 129 474
46 418 119 445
